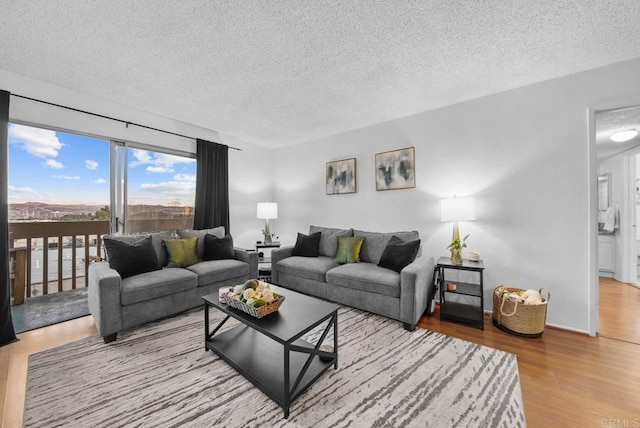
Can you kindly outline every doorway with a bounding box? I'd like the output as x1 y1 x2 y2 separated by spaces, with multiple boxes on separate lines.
594 105 640 342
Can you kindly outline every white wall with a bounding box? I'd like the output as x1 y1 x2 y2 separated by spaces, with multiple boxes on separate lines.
1 69 274 249
273 57 640 333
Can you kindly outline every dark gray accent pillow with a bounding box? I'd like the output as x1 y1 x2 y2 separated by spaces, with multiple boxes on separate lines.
203 234 235 260
293 232 321 257
103 235 160 279
377 236 421 273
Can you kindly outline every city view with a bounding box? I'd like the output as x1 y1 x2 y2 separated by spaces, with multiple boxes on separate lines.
8 123 196 294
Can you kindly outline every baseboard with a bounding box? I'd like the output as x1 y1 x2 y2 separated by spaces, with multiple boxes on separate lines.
482 309 591 336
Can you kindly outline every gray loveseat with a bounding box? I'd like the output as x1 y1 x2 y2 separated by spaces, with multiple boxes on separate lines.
271 226 434 331
89 227 258 343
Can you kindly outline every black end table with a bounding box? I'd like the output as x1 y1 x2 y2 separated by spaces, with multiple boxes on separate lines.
256 242 280 281
436 257 485 329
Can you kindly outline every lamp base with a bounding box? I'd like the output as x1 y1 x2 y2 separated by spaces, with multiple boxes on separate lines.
264 234 272 244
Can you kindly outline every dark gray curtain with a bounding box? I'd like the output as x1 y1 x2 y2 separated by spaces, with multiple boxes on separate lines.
193 139 229 232
0 90 17 346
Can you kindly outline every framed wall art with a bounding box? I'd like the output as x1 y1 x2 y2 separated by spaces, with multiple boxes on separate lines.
375 147 415 191
326 158 357 195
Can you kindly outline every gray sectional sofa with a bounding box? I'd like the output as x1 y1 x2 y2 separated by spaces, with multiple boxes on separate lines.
271 226 435 331
88 227 258 343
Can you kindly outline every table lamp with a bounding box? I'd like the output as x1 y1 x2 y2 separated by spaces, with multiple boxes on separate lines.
440 196 475 262
257 202 278 244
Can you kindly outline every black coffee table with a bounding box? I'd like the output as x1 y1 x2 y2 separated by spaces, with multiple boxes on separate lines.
202 285 339 418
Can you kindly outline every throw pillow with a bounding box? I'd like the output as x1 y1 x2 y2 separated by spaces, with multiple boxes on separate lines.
377 236 421 273
103 235 160 279
292 231 321 257
177 227 225 259
163 236 201 267
203 234 235 261
334 236 365 264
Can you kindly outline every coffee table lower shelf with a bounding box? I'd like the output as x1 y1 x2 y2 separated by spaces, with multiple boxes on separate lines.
206 324 335 417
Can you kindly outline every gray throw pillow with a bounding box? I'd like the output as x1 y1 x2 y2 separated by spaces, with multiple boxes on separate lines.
292 232 321 257
377 236 421 273
103 235 160 279
203 234 235 260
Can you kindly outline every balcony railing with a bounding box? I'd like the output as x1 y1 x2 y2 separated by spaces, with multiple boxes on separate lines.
9 221 110 297
9 218 193 300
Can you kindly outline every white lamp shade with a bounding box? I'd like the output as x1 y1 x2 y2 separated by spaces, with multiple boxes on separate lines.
257 202 278 219
440 197 475 222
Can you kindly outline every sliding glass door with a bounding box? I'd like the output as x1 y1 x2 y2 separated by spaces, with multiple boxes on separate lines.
111 144 196 235
8 123 196 297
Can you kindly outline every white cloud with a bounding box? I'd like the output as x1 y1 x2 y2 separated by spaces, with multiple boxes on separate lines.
8 124 63 158
53 174 80 180
130 148 195 174
130 149 152 165
147 165 173 173
45 159 64 169
85 159 98 170
93 178 106 184
140 181 195 196
174 173 196 182
8 185 36 194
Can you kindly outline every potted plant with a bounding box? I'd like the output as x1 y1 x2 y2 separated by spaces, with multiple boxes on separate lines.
447 234 469 265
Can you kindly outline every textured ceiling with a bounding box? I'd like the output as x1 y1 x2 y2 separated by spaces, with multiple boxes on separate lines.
2 1 640 148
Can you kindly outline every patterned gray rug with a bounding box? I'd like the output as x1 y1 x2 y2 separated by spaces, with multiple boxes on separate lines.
25 307 525 427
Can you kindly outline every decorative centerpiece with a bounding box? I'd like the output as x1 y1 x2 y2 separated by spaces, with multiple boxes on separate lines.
221 279 285 318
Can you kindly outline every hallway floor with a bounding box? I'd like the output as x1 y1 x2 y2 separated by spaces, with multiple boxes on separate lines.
599 277 640 344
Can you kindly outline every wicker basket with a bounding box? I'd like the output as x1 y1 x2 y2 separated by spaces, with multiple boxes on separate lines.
492 285 550 337
223 293 285 318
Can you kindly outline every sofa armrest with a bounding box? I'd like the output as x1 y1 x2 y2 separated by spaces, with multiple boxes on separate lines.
234 248 259 279
399 256 435 329
88 261 123 338
270 246 294 284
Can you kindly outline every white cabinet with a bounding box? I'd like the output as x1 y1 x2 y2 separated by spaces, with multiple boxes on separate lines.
598 234 614 275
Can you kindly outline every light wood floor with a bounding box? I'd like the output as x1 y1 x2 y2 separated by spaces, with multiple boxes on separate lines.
2 279 640 428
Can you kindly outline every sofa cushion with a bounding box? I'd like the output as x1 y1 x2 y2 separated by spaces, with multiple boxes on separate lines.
164 237 201 267
354 229 420 264
150 230 173 267
334 236 364 264
178 227 225 259
326 262 401 298
309 225 354 257
203 234 235 260
103 235 160 279
293 231 321 257
120 267 198 306
276 255 340 282
187 259 250 287
378 236 421 273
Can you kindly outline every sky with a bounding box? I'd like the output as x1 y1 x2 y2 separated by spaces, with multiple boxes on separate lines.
8 123 196 206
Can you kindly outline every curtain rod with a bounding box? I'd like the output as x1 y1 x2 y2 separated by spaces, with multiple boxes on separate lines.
10 93 242 151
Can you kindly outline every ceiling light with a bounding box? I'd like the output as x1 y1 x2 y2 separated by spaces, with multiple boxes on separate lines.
611 129 638 142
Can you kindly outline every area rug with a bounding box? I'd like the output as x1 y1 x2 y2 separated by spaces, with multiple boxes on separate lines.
12 288 89 333
25 307 525 427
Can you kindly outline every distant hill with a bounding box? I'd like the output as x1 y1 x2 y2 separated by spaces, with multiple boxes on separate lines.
9 202 104 221
9 202 193 221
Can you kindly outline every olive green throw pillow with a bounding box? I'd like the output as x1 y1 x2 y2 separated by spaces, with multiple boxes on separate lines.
163 236 201 267
334 236 365 264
